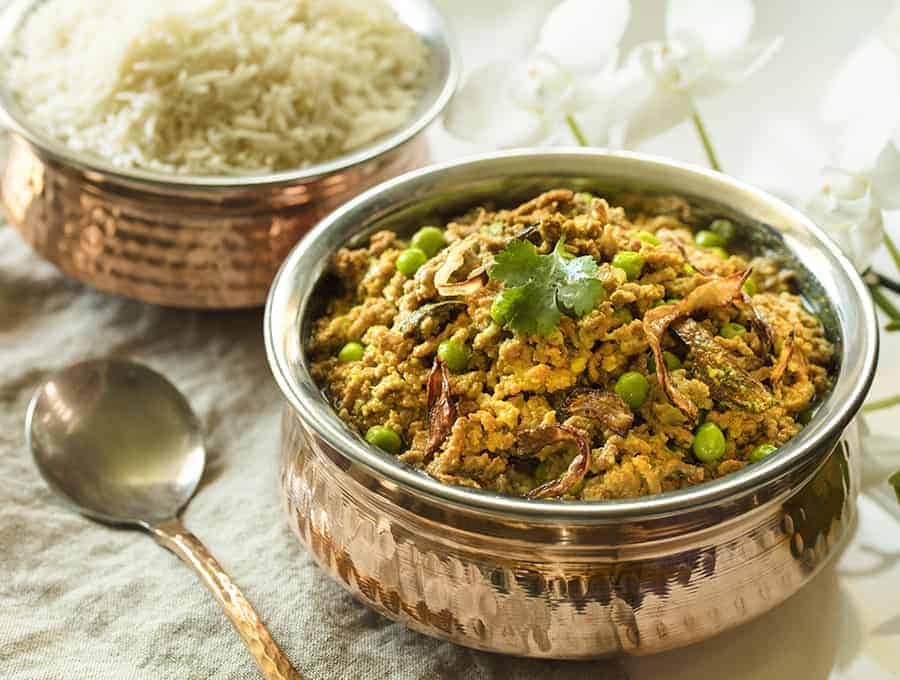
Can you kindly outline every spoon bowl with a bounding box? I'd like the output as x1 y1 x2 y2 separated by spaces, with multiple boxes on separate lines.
27 360 204 526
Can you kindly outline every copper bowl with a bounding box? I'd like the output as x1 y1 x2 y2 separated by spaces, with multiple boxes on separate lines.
265 150 878 658
0 0 457 309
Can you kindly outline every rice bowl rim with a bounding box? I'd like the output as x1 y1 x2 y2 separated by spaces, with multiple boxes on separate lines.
0 0 459 190
265 148 879 524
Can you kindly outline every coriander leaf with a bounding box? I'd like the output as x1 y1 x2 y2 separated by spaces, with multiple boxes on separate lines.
491 286 526 326
558 278 605 316
488 239 605 335
512 281 561 335
489 239 542 287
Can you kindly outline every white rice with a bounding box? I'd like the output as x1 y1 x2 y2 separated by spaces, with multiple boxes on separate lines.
6 0 429 175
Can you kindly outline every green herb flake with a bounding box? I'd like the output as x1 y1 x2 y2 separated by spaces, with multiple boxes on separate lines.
488 239 605 335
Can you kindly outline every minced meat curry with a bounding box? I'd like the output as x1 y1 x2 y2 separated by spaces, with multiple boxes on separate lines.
309 189 833 500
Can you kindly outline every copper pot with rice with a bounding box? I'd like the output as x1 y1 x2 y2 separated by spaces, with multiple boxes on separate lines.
0 0 458 308
265 150 878 658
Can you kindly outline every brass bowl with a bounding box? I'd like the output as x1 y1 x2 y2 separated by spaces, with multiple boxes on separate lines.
265 150 878 657
0 0 457 309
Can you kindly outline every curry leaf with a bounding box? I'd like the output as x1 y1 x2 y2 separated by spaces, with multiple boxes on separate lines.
488 239 605 336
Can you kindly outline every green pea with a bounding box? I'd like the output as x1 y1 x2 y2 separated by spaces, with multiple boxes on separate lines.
410 226 446 257
615 371 650 410
720 322 747 339
743 277 757 296
663 351 682 370
338 341 364 363
709 246 729 260
648 351 681 373
651 299 668 308
695 230 727 248
612 251 645 281
636 230 660 246
574 192 595 204
491 289 516 325
709 219 736 244
613 308 633 325
437 338 470 373
364 426 403 454
396 248 428 276
749 443 778 463
683 263 697 275
693 422 726 463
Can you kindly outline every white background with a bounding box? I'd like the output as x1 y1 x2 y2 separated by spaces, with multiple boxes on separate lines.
428 1 900 677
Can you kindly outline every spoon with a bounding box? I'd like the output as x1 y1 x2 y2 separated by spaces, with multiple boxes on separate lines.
26 359 301 680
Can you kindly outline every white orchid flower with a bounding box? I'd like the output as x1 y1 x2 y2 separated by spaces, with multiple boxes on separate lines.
596 0 782 161
804 145 900 272
806 13 900 273
442 0 630 148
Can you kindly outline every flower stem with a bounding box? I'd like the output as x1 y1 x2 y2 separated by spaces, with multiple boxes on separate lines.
863 394 900 412
870 270 900 295
690 107 722 172
884 230 900 271
566 114 588 147
867 282 900 330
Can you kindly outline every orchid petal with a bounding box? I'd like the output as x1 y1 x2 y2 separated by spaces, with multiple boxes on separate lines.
538 0 630 71
823 37 900 171
507 55 576 120
805 168 884 271
631 35 709 92
879 4 900 53
592 46 694 146
824 38 898 125
556 73 625 145
432 0 556 67
442 63 546 148
691 37 783 96
621 89 693 148
565 90 618 146
871 142 900 210
615 76 693 148
665 0 754 57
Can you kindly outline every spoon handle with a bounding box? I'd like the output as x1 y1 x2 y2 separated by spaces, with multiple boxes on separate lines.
150 518 302 680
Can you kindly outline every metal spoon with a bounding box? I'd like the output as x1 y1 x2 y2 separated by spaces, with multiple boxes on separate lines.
26 359 301 680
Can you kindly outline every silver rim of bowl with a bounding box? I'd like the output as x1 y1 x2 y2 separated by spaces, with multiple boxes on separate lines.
264 149 879 523
0 0 460 189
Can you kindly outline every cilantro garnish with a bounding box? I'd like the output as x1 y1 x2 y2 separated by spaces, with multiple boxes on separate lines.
489 239 605 335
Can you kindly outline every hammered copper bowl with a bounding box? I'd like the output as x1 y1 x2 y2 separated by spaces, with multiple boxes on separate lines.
0 0 456 309
265 150 878 658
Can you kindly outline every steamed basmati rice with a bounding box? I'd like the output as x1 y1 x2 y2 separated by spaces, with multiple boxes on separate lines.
6 0 429 175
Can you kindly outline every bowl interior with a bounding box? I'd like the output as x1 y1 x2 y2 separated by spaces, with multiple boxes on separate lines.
0 0 458 188
265 150 878 521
